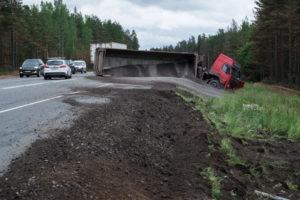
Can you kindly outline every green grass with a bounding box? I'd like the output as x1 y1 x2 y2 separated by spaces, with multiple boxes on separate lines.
201 167 222 199
286 180 298 191
0 68 16 76
221 138 245 166
177 84 300 140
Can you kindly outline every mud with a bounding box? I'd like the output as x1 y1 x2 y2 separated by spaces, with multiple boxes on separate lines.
0 86 299 200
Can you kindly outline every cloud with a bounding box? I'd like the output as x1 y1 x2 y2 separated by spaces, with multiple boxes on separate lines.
22 0 256 49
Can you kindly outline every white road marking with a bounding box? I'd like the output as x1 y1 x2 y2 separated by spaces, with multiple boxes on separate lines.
0 96 63 114
66 91 82 95
97 83 113 88
0 79 76 90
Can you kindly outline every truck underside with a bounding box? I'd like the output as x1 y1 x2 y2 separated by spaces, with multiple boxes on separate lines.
94 49 244 89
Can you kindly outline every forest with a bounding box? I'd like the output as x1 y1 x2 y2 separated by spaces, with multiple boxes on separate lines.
0 0 139 70
152 0 300 87
1 0 300 87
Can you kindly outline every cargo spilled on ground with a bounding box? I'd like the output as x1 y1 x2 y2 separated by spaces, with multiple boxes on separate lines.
0 81 299 200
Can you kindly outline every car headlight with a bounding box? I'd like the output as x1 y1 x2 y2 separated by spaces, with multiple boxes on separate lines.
34 66 38 69
19 67 22 70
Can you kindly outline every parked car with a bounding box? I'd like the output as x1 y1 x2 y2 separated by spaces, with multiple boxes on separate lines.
74 60 87 73
19 59 44 78
66 60 76 74
44 59 72 80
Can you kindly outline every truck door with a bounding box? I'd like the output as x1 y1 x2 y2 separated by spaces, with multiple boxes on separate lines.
220 64 231 87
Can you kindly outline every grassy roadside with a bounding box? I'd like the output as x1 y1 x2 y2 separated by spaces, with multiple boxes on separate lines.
177 83 300 141
178 84 300 199
0 68 18 77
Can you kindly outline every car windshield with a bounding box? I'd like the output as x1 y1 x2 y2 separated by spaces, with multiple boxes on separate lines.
47 60 63 65
74 62 85 66
23 59 39 66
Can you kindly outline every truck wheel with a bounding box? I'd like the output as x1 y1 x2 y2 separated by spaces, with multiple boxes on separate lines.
209 80 221 89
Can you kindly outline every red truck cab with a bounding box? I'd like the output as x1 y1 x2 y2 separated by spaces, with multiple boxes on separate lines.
203 53 244 89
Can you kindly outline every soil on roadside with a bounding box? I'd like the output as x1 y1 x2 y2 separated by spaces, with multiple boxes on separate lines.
0 85 299 200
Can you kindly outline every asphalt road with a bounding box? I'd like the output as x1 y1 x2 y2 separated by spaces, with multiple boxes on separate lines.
0 73 224 175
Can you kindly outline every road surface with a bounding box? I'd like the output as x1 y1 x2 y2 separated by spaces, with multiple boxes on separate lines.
0 73 224 175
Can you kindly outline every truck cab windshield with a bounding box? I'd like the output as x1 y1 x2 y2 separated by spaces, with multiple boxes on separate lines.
232 66 241 79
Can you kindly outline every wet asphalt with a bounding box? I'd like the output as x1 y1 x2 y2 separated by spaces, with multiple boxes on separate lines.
0 73 224 175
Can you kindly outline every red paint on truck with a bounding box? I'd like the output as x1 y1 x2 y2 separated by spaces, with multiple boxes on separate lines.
203 53 244 89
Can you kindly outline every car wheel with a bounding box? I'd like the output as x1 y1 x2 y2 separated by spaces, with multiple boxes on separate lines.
209 79 221 89
26 75 30 77
37 70 40 77
20 74 24 78
44 76 48 80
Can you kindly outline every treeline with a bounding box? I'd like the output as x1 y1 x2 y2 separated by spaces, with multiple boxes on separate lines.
254 0 300 86
0 0 139 69
153 0 300 87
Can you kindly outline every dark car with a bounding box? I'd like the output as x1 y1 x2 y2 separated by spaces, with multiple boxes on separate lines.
66 60 76 74
20 59 44 78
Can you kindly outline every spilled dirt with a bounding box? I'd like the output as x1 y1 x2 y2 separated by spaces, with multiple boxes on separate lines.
0 86 299 200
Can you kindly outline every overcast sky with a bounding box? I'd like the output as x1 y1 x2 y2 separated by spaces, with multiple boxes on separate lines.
22 0 256 49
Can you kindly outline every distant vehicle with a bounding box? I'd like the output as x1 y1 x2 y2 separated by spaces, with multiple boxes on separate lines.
19 59 44 78
44 59 72 80
200 53 244 89
66 60 76 74
74 60 87 73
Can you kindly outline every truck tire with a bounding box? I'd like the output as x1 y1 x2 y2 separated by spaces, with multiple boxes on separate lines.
209 79 221 89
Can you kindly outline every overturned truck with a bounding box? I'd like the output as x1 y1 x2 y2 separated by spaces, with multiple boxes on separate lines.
94 48 244 89
94 48 198 78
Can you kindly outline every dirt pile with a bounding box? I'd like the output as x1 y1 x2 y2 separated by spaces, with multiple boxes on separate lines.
0 86 299 200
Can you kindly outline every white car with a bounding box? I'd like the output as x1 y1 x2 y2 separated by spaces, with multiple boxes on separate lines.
44 60 72 80
74 60 87 73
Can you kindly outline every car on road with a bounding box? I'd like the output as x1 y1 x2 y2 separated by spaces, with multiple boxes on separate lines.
74 60 87 73
19 59 44 78
66 60 76 74
44 59 72 80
